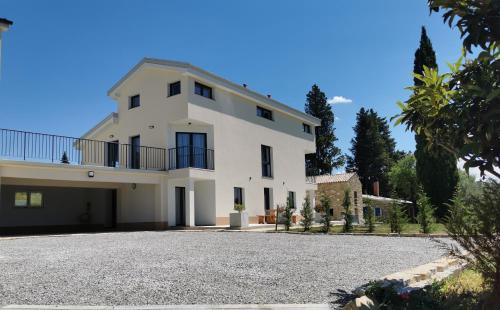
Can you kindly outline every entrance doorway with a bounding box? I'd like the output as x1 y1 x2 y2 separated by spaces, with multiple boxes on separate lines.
175 187 186 226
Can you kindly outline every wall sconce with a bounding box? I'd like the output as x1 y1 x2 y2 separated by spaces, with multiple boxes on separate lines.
88 171 95 178
249 176 252 181
188 122 192 126
131 183 137 190
148 125 155 129
109 134 114 139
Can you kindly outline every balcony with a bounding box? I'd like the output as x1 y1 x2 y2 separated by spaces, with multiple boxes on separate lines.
0 128 166 171
168 146 214 170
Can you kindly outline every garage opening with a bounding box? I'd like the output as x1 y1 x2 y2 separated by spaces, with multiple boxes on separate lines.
0 184 117 235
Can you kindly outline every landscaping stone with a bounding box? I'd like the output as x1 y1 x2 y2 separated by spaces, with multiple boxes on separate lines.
343 296 378 310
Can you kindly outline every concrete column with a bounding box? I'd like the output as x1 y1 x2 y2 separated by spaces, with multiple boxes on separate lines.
167 181 176 227
185 179 195 227
154 176 168 229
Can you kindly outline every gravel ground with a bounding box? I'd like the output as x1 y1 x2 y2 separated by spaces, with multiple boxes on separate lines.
0 231 448 307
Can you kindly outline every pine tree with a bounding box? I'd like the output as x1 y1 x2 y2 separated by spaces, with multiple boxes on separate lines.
342 188 353 232
413 26 459 220
282 198 294 231
319 194 332 233
300 194 314 232
61 151 69 164
388 201 407 234
417 192 435 234
346 108 396 196
305 84 343 175
363 204 375 233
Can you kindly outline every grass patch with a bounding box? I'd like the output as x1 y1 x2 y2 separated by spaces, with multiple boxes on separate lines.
289 223 447 235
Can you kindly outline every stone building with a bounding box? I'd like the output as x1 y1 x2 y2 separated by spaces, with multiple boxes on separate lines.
314 173 363 223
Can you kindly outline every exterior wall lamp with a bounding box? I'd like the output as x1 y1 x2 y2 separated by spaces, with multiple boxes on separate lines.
88 171 95 178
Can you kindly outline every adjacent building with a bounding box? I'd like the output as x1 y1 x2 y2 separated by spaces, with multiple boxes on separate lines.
0 58 319 233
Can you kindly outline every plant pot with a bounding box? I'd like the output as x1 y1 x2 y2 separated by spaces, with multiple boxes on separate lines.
230 212 249 228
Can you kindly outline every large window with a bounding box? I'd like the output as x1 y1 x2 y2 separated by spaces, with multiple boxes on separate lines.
14 191 43 208
261 145 272 177
287 191 296 209
234 187 244 206
194 82 213 99
130 135 140 169
303 123 311 134
257 106 273 121
169 81 181 97
129 94 140 109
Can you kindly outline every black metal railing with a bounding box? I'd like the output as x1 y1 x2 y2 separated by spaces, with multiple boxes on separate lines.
0 128 166 171
168 146 214 170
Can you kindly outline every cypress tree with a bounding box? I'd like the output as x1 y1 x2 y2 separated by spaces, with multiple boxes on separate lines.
305 84 343 175
347 108 396 196
413 26 459 220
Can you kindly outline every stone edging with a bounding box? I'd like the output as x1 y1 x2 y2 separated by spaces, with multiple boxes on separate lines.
265 230 450 238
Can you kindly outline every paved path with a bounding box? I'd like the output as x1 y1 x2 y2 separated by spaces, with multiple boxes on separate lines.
0 231 447 308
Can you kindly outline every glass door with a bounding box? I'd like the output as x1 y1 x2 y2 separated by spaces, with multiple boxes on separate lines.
130 136 140 169
176 132 207 169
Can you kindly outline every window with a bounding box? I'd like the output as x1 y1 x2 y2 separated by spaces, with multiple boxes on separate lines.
257 106 273 121
234 187 244 205
287 191 296 209
303 123 311 134
354 191 358 206
169 81 181 97
261 145 272 177
14 192 43 208
129 94 140 109
130 135 140 169
375 207 382 217
264 188 271 211
194 82 213 99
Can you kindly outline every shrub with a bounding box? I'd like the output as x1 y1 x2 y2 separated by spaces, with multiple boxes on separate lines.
388 201 407 234
300 194 314 232
319 194 331 233
364 203 375 233
233 204 245 213
61 151 69 164
444 181 500 307
417 192 435 233
282 197 294 231
342 188 353 232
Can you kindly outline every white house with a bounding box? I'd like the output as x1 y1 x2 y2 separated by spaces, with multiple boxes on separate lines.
0 58 319 233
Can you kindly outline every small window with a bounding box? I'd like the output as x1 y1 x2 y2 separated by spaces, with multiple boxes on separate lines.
261 145 272 178
169 81 181 97
234 187 244 205
194 82 213 99
129 94 140 109
303 123 311 134
257 106 273 121
329 208 334 216
14 192 43 208
14 192 28 207
375 207 382 217
354 191 358 206
287 191 296 209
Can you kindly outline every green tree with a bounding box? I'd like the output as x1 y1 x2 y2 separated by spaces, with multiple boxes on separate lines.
305 84 344 175
413 26 458 220
60 151 69 164
282 197 294 231
363 203 375 233
347 108 397 196
342 189 353 232
388 155 418 204
300 194 314 232
417 192 435 234
388 201 407 234
319 194 332 233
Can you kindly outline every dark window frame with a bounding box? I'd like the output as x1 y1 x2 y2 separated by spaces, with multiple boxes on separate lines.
303 123 311 134
194 82 213 100
168 81 181 97
130 135 141 169
129 94 140 109
257 106 274 121
375 207 382 217
234 187 244 206
14 191 43 208
261 145 273 178
287 191 296 209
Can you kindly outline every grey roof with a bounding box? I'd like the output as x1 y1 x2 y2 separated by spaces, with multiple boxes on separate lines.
107 58 321 125
314 172 357 184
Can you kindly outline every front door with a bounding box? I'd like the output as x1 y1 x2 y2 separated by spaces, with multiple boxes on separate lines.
176 132 207 169
175 187 186 226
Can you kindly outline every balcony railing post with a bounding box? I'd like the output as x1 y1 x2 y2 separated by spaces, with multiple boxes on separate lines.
23 132 26 160
145 147 148 170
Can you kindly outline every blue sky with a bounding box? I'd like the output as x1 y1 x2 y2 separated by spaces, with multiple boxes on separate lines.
0 0 463 170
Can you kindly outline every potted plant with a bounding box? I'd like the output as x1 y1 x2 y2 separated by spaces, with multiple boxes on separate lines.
230 204 249 229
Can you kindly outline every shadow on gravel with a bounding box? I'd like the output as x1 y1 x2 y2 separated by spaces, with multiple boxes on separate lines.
329 289 357 308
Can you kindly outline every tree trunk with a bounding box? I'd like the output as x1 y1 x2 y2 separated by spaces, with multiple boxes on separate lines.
484 267 500 310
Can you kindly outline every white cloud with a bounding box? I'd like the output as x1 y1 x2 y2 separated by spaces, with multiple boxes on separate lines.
327 96 353 105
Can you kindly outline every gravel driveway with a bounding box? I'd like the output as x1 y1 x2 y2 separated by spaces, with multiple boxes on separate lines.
0 231 447 306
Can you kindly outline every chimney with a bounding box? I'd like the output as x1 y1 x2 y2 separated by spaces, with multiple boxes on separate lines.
242 83 247 88
373 181 380 197
267 94 271 98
